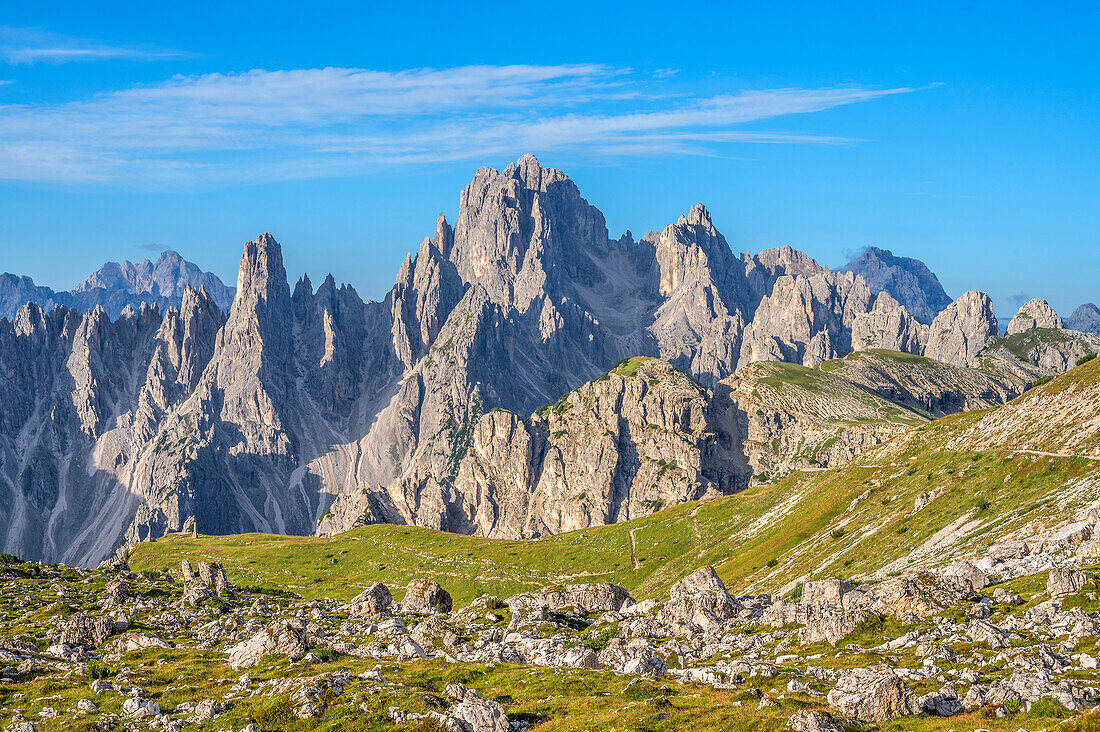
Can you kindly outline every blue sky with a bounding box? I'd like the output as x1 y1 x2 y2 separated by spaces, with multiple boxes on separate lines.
0 2 1097 318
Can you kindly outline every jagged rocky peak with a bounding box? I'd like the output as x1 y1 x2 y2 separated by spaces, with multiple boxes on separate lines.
923 289 998 367
388 215 465 367
1006 298 1063 335
1067 303 1100 334
208 232 295 402
649 202 738 297
451 153 611 309
231 234 290 318
840 246 952 325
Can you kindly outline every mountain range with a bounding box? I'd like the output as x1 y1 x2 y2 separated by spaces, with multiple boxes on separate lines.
1 154 1097 567
0 250 235 320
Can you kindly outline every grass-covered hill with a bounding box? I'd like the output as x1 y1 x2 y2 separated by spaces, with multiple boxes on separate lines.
131 353 1100 606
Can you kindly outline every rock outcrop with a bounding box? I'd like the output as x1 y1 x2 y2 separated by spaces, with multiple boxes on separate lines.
662 567 741 629
1006 298 1063 335
826 666 921 722
923 290 999 367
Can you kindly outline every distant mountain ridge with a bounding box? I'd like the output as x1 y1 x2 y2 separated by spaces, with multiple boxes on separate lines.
1067 303 1100 334
0 250 234 320
75 250 235 308
839 245 952 325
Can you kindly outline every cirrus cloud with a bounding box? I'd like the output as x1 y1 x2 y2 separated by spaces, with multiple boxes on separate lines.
0 63 922 187
0 26 185 65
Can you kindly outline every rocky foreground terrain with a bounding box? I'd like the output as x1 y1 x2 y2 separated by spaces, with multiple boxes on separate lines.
5 517 1100 731
1 355 1100 731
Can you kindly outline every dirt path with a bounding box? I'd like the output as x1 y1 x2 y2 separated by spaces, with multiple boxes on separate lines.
689 503 705 557
629 527 640 570
1013 449 1099 461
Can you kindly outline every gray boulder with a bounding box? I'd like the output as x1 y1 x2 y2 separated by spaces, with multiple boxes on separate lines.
444 684 510 732
662 567 740 628
827 666 921 722
546 583 633 614
943 560 988 593
227 620 308 669
57 614 115 651
801 580 853 607
401 579 453 614
920 683 964 716
785 709 844 732
1048 568 1087 596
344 583 393 618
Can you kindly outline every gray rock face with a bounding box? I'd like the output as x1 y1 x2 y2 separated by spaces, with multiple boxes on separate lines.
839 246 952 325
1006 298 1063 335
1066 303 1100 334
923 290 999 367
826 666 921 722
357 357 749 539
850 292 926 353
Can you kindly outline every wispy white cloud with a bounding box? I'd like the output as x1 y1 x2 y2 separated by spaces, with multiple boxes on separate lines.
0 63 920 186
0 26 184 64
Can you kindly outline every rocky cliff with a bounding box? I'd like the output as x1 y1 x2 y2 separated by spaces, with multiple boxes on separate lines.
318 357 748 537
923 289 999 367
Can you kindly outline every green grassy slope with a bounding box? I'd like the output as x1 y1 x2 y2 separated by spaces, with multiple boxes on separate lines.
130 356 1100 605
732 359 929 425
